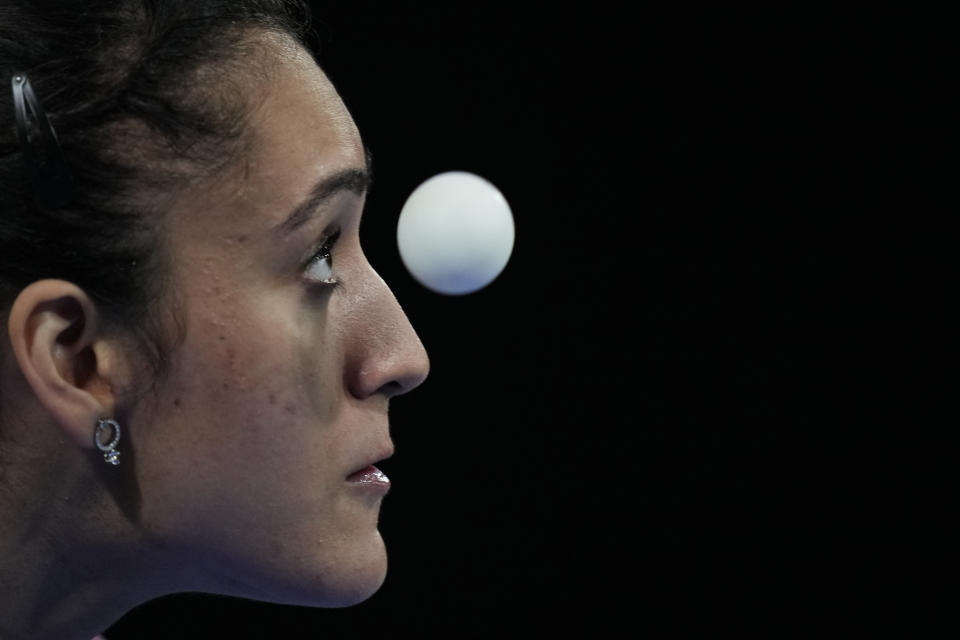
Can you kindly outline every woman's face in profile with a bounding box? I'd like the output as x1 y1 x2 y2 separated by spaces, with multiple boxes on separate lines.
129 34 429 607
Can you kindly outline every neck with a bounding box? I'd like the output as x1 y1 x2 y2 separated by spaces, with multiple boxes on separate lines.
0 446 176 640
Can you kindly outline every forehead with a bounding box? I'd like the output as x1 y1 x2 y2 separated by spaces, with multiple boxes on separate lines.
167 32 364 237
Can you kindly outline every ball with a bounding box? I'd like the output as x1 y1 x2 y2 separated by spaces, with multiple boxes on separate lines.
397 171 514 295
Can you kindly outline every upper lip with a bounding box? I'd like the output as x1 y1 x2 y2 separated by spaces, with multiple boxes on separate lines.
348 442 394 477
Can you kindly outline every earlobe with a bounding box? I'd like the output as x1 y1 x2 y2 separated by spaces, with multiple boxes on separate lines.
7 279 118 449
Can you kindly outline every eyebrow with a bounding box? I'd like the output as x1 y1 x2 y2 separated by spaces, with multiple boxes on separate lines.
273 148 374 236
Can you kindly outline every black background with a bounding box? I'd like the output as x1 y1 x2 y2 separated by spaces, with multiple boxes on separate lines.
104 2 931 637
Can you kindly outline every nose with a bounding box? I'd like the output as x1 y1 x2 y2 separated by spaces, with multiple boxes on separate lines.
345 269 430 401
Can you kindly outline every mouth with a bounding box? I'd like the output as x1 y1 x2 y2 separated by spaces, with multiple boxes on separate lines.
346 465 390 484
346 445 394 486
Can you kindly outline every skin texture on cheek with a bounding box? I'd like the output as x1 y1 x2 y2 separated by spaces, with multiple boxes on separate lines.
192 273 341 452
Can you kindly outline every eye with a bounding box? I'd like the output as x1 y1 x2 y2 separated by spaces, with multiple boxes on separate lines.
304 229 341 285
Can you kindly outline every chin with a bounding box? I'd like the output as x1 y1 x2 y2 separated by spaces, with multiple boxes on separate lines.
321 564 388 608
283 534 389 609
211 526 390 609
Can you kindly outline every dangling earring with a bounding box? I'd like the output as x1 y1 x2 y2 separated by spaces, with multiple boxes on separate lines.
94 418 121 466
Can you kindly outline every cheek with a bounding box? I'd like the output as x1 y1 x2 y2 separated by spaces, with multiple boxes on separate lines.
173 294 347 456
135 308 349 536
197 317 292 412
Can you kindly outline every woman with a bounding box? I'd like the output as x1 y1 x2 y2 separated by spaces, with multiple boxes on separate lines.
0 1 430 638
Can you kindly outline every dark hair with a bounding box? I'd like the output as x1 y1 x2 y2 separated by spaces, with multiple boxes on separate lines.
0 0 314 409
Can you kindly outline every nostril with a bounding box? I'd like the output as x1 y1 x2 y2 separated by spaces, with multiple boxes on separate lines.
380 380 404 398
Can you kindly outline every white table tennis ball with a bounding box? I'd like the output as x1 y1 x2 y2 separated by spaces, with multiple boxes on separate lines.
397 171 514 295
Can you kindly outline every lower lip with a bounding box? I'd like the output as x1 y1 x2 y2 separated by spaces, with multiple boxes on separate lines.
347 465 390 493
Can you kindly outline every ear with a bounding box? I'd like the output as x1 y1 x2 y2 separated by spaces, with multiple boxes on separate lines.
7 279 128 450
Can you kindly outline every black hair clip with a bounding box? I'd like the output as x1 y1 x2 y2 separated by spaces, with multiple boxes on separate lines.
11 72 74 208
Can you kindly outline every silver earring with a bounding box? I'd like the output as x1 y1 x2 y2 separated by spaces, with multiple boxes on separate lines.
94 418 121 466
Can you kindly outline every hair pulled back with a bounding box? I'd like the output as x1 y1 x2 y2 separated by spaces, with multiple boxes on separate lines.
0 0 313 391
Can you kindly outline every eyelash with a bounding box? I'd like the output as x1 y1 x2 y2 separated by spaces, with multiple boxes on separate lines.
303 228 341 287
